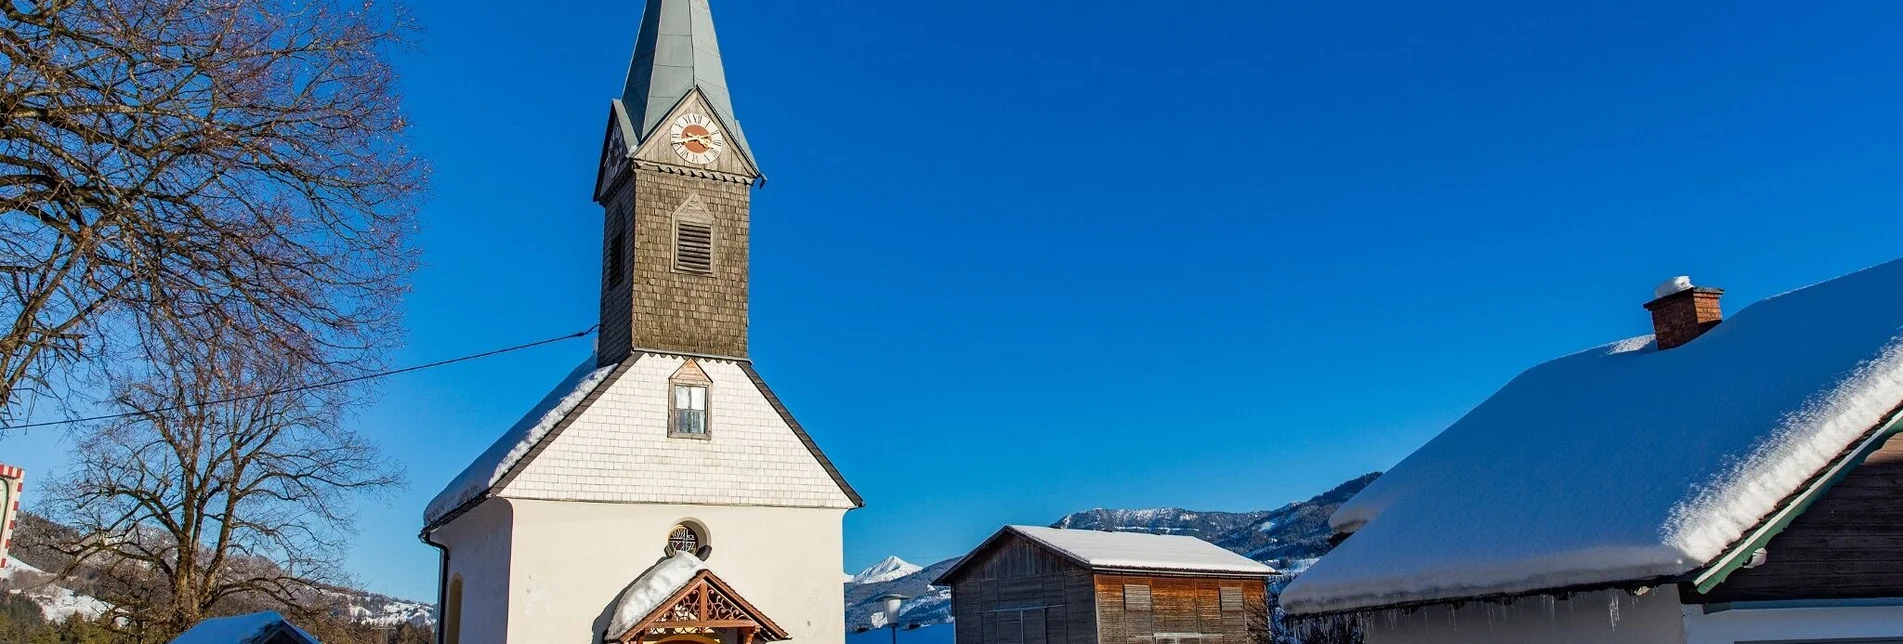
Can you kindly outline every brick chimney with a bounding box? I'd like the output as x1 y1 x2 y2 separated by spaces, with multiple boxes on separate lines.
1644 276 1724 350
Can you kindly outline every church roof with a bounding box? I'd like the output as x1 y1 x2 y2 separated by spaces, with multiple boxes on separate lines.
1281 257 1903 615
620 0 754 163
422 352 863 530
423 356 620 526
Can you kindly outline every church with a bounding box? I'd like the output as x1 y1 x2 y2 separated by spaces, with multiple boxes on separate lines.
420 2 863 643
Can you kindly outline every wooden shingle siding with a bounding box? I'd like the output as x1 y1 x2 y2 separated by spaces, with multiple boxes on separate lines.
1700 432 1903 603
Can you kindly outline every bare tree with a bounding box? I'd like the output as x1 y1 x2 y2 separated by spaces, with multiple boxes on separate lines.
46 335 403 642
0 0 423 420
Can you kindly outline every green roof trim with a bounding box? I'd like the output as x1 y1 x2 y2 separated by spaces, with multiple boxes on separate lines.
1692 409 1903 594
620 0 755 163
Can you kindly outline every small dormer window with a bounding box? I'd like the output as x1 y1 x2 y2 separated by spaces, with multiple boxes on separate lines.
669 361 713 439
673 384 708 436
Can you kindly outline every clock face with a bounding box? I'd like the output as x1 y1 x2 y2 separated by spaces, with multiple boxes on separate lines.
669 113 726 165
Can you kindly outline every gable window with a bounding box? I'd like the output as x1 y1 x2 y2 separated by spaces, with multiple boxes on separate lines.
669 361 713 439
673 384 708 436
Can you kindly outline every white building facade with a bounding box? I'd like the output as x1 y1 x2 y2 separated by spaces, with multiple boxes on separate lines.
422 2 862 643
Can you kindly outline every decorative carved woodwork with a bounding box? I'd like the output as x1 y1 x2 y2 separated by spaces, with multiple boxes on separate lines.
614 570 790 644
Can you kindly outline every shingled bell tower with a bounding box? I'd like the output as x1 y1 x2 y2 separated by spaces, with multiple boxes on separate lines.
594 0 762 367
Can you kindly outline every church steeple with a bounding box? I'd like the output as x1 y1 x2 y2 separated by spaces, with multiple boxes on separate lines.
595 0 760 367
618 0 755 166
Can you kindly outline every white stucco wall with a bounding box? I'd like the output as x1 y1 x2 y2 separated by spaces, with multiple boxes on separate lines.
432 499 515 644
505 500 848 644
1359 588 1686 644
1682 602 1903 643
502 356 855 510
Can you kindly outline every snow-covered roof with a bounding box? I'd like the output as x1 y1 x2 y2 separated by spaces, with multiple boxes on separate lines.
1282 258 1903 615
951 526 1277 579
424 355 619 525
169 612 318 644
607 550 709 638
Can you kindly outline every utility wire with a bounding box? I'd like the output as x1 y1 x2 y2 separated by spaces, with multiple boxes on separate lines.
0 325 600 431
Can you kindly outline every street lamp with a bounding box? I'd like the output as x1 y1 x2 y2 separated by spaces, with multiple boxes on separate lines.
852 594 922 644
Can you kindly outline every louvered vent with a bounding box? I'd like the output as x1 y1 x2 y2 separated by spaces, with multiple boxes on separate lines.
675 222 713 275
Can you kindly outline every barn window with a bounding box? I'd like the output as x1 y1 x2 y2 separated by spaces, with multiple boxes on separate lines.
675 221 713 275
672 384 708 436
1219 587 1245 613
1123 584 1152 612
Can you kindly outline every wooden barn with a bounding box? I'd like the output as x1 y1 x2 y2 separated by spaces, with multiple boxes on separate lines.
933 526 1277 644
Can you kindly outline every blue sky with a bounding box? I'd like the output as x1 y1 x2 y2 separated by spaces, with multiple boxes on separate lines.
8 0 1903 602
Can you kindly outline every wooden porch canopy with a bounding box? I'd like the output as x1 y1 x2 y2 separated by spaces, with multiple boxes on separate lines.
612 570 791 644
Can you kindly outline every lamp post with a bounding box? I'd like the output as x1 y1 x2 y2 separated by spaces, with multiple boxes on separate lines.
853 594 922 644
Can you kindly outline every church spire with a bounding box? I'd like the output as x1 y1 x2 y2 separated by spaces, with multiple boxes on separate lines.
620 0 754 165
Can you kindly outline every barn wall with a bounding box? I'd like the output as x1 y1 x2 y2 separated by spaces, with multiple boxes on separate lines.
1092 574 1268 644
1699 432 1903 603
948 535 1096 644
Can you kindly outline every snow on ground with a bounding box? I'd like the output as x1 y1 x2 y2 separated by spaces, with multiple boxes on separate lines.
425 355 618 523
0 560 111 622
1284 258 1903 614
850 556 923 585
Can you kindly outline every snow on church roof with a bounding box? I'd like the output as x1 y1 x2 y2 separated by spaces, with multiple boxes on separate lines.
607 550 708 639
424 355 619 525
1282 258 1903 615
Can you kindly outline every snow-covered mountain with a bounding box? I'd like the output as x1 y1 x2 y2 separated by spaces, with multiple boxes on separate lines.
844 473 1383 632
849 556 923 585
1051 508 1274 541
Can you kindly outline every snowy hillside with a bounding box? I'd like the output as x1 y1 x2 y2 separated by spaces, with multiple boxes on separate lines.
0 560 111 622
850 556 924 585
7 511 436 629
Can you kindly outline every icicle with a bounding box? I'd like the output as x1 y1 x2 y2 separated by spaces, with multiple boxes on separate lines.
1607 592 1621 630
